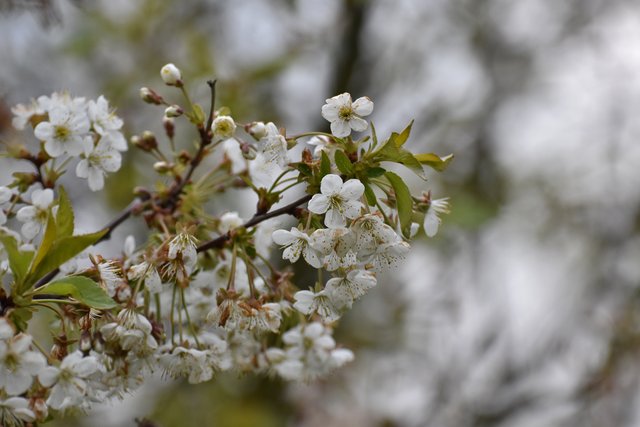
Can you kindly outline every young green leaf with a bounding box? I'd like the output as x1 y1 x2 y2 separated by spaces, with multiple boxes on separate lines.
30 213 57 277
0 231 33 287
320 151 331 177
384 171 413 237
363 182 377 206
27 229 108 287
394 120 414 147
56 186 74 238
366 166 386 178
334 150 355 175
32 276 117 309
378 139 426 179
414 153 454 172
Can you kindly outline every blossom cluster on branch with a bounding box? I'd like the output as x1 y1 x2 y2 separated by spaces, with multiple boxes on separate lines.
0 63 452 425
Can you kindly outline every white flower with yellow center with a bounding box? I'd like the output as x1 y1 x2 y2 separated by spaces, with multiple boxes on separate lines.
76 137 122 191
0 332 46 396
293 289 341 322
87 95 127 151
321 93 373 138
211 115 236 139
308 174 364 229
272 227 323 268
34 105 90 157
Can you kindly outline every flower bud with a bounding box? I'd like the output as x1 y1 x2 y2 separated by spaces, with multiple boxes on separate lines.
80 330 92 353
153 161 172 174
142 130 158 148
139 87 164 105
160 63 182 86
30 397 48 421
246 121 267 140
164 105 183 118
163 116 175 139
211 115 236 139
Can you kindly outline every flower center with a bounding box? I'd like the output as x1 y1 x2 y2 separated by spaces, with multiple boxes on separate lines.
338 106 353 120
54 125 71 141
329 195 344 211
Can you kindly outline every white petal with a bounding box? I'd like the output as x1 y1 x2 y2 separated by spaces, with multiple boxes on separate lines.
33 122 53 141
320 174 343 196
76 159 89 178
321 103 340 122
5 371 32 395
342 199 363 219
87 168 105 191
352 97 374 116
293 291 315 315
302 246 322 268
272 229 296 246
308 194 330 214
330 119 351 138
349 116 368 132
16 206 36 223
340 179 365 200
325 208 346 229
38 366 60 387
423 211 440 237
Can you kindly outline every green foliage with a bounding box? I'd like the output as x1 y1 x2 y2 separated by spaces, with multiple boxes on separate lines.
56 187 74 238
334 150 355 175
0 230 33 288
320 151 331 177
414 152 454 172
32 276 117 309
385 171 413 237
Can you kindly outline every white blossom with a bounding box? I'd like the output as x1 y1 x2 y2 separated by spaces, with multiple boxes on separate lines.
75 137 122 191
101 309 158 356
219 212 244 234
87 95 127 151
159 346 215 384
293 289 341 322
325 269 377 309
38 351 102 411
34 105 90 157
310 227 357 271
16 188 54 239
11 98 45 130
321 93 373 138
0 333 46 395
97 260 123 297
307 135 336 157
0 187 13 225
127 262 162 294
351 213 400 259
211 115 236 139
272 227 323 268
424 197 450 237
308 174 364 229
258 122 289 167
0 397 35 426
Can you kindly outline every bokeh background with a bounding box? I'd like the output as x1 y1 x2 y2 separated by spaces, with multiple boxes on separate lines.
2 0 640 426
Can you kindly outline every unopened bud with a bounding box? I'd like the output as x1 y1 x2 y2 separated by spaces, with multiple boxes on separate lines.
92 331 105 353
246 121 267 140
164 105 183 118
80 330 92 352
153 161 172 174
160 63 182 86
31 397 48 421
139 87 164 105
178 150 191 165
163 116 175 139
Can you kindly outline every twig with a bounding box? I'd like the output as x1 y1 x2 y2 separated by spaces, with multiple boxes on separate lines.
197 194 312 253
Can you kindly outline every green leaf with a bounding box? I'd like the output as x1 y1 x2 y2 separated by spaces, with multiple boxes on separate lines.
28 229 108 286
33 276 117 309
9 307 33 332
414 153 454 172
56 187 74 238
0 231 33 286
394 120 414 147
295 163 312 177
378 139 426 179
363 181 377 206
334 150 354 175
320 151 331 177
366 166 386 178
384 171 413 237
30 213 57 278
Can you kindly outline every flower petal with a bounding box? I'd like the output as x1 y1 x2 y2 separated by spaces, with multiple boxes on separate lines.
320 174 343 196
349 116 368 132
308 194 330 214
325 208 346 229
339 179 365 200
352 96 374 116
330 119 351 138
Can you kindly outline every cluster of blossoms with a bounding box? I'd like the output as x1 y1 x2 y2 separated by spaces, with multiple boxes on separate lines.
0 63 452 425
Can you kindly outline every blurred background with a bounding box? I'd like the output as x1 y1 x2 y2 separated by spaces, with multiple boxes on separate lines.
2 0 640 426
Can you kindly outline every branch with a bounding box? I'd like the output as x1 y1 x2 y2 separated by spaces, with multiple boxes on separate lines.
197 194 312 253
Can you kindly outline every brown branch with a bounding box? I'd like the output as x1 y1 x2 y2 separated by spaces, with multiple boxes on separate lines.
196 194 312 253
